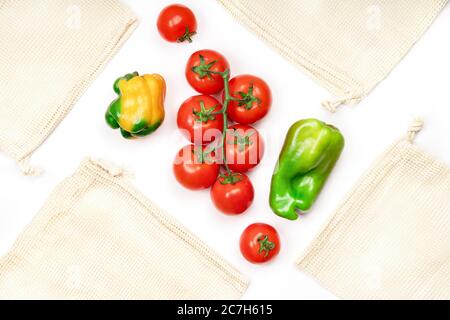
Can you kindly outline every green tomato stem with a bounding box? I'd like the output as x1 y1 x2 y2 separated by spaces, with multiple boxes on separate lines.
258 235 276 258
205 69 237 177
219 69 232 175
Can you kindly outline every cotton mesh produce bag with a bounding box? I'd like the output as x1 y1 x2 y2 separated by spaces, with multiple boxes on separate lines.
217 0 448 112
0 0 137 175
0 159 249 299
297 120 450 300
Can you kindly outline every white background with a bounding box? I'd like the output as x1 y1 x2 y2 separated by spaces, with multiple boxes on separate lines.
1 0 449 300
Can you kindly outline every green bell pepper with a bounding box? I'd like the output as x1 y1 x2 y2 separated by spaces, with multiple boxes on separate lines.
269 119 345 220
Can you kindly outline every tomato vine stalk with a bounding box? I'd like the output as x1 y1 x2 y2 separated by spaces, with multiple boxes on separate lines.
208 69 242 184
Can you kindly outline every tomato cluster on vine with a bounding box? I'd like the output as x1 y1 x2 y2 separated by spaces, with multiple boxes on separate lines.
173 49 272 215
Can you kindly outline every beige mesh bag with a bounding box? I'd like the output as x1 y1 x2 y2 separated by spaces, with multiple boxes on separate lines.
0 159 249 299
297 120 450 300
0 0 137 175
217 0 448 112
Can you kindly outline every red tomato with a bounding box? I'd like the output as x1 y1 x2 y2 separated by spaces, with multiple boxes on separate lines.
157 4 197 43
186 49 230 95
224 124 264 172
210 173 254 215
177 95 224 144
240 223 280 264
173 145 219 190
224 75 272 125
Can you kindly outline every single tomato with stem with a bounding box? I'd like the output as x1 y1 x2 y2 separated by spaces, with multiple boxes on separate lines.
224 124 264 173
186 49 230 95
177 95 224 144
240 223 280 263
157 4 197 43
225 75 272 125
210 172 254 215
173 144 219 190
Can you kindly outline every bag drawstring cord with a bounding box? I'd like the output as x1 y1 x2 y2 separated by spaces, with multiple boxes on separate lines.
18 156 43 176
89 158 134 179
321 92 363 113
407 118 424 143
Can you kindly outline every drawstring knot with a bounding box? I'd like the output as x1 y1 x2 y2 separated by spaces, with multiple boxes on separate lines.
89 158 134 179
18 157 43 176
321 92 363 113
407 118 424 143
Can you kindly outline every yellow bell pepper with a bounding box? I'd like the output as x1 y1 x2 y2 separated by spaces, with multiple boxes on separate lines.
105 72 166 139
